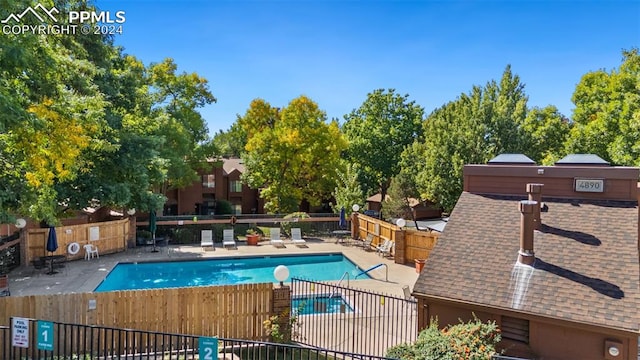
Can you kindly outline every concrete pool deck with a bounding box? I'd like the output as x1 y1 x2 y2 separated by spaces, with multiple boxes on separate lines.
6 236 420 299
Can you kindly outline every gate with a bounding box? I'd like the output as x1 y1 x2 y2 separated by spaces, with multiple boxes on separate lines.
291 278 417 357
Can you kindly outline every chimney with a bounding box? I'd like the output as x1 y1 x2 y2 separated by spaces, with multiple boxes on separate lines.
526 183 544 230
518 200 537 265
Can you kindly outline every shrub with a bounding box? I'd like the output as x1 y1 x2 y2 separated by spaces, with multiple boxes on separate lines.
215 200 233 215
386 316 501 360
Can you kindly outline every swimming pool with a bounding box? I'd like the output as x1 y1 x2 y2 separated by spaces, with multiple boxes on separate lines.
94 253 369 292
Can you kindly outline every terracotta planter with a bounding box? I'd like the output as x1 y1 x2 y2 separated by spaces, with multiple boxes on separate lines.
415 259 426 273
246 234 259 246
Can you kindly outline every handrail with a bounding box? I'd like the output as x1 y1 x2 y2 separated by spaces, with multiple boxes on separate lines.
330 271 350 298
355 263 388 282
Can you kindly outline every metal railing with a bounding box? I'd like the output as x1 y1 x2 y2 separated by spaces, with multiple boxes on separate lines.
1 320 395 360
291 278 417 358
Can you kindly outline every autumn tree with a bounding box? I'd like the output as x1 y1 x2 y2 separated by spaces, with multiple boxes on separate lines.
240 96 346 213
408 66 529 212
565 48 640 165
342 89 424 217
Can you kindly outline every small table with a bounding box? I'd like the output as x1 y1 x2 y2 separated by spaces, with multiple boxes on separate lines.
332 230 352 245
41 255 66 275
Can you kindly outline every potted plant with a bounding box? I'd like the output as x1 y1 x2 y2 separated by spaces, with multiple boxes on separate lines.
246 228 260 246
415 258 426 273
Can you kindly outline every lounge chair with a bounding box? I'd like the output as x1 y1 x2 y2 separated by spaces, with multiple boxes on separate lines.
270 228 285 248
223 229 237 249
291 228 307 247
361 234 374 251
201 230 214 251
375 239 394 257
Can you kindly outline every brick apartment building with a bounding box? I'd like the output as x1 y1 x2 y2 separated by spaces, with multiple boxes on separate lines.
163 158 263 215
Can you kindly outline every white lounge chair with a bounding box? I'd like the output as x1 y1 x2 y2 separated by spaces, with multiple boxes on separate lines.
201 230 214 251
270 228 285 248
223 229 237 249
375 239 393 257
291 228 306 247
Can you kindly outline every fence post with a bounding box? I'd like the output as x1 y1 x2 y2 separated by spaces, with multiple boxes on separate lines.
394 228 405 264
271 286 291 342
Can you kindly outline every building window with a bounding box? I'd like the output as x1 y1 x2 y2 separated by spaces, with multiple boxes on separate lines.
501 316 529 344
202 174 215 188
232 204 242 215
229 180 242 193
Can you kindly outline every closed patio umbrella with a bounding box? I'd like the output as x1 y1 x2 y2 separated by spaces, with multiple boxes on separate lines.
339 206 347 229
45 226 59 274
149 210 159 253
46 226 58 254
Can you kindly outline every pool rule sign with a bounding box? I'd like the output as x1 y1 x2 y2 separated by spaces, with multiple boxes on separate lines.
11 317 29 348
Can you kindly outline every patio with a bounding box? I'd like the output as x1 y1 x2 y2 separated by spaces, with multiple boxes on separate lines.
7 236 419 298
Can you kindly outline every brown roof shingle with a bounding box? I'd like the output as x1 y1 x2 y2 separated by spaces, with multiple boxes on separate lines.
413 192 640 332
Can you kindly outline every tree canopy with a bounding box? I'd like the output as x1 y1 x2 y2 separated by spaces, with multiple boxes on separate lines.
240 96 346 214
342 89 424 216
565 48 640 165
0 1 216 223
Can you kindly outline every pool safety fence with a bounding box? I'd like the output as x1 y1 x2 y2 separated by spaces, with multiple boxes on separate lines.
1 319 397 360
290 278 418 358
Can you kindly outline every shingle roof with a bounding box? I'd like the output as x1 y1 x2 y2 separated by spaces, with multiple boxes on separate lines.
222 158 245 175
413 192 640 332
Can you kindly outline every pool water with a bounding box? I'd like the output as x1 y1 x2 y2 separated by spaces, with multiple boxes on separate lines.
94 253 369 292
292 294 354 315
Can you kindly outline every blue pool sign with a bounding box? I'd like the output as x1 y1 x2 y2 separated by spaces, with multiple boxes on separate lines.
199 336 218 360
37 320 54 351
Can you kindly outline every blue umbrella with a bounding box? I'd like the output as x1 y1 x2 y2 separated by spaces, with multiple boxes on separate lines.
339 206 347 229
46 226 58 254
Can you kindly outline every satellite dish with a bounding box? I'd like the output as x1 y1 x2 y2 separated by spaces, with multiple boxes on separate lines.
15 218 27 229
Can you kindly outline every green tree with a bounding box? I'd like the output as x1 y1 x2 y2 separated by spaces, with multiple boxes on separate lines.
332 162 365 213
522 105 572 165
148 58 218 192
381 171 420 226
212 122 247 158
342 89 424 217
240 96 347 213
410 66 529 212
565 48 640 165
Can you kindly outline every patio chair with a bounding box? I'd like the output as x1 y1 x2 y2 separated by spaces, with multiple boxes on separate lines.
201 230 214 251
362 234 374 251
84 244 99 260
223 229 237 249
375 239 393 257
291 228 307 247
270 228 285 248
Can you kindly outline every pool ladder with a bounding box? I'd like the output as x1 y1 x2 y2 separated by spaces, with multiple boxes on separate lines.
329 271 350 298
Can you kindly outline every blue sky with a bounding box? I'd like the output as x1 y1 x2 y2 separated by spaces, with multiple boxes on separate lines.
101 0 639 136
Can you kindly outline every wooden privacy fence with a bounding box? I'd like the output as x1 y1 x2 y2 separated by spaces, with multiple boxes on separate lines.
0 283 273 340
25 219 129 263
354 214 439 265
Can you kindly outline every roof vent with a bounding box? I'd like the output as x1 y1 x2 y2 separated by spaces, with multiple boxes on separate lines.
488 154 536 165
554 154 610 166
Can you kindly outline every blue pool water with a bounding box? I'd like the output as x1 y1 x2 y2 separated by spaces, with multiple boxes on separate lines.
292 294 354 315
94 253 369 292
